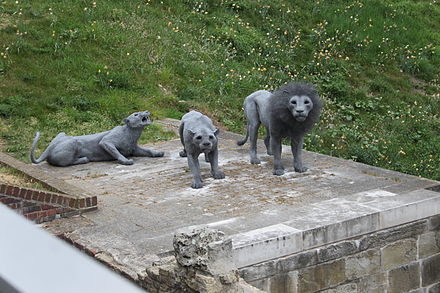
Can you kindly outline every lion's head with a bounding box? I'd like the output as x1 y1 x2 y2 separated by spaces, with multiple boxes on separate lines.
272 82 322 126
123 111 152 128
188 128 219 151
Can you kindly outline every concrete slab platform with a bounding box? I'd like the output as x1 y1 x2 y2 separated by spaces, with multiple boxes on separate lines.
39 120 440 279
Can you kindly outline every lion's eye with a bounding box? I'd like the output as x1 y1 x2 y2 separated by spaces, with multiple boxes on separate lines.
304 100 310 104
134 113 139 116
196 136 202 140
291 101 297 104
209 135 214 139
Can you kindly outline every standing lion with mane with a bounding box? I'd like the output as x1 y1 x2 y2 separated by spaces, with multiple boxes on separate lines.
237 82 322 175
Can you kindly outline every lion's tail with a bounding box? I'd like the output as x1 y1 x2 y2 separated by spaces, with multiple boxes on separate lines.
236 124 249 146
30 132 49 164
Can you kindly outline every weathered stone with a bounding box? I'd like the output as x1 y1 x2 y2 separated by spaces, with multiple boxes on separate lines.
345 248 380 279
357 273 386 293
319 283 357 293
286 271 299 293
428 282 440 293
248 278 270 292
318 240 358 263
359 220 426 251
381 239 417 271
298 259 346 293
239 260 277 282
388 263 420 293
275 249 319 273
428 214 440 231
422 253 440 287
269 274 288 293
172 226 264 293
173 226 227 271
419 232 440 259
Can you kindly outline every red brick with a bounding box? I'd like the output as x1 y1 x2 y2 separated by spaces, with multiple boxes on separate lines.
44 193 52 203
25 189 33 200
38 192 46 202
57 196 63 205
69 199 77 208
92 196 97 206
51 195 59 204
79 198 85 208
37 211 46 218
18 188 27 198
23 205 41 214
62 197 70 207
0 184 6 194
32 190 40 201
25 212 38 220
12 186 20 197
86 197 91 207
46 209 57 217
8 202 20 209
6 185 14 195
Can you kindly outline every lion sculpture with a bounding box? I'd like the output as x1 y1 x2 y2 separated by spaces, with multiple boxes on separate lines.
179 110 225 189
237 82 322 175
30 111 164 167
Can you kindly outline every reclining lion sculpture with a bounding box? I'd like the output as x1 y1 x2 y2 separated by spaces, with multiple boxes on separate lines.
179 110 225 189
237 82 322 175
30 111 164 167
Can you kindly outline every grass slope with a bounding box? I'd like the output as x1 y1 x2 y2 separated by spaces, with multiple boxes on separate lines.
1 0 439 180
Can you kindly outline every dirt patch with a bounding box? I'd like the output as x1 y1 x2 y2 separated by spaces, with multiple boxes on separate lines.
0 164 53 191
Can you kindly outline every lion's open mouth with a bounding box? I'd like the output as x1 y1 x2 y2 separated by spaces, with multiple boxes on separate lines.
142 117 148 122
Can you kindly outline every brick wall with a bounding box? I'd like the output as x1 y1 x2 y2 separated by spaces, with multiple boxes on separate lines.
0 183 97 224
239 215 440 293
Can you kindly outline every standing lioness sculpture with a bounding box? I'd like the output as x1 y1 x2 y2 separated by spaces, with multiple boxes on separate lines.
30 111 164 167
179 111 225 189
237 82 322 175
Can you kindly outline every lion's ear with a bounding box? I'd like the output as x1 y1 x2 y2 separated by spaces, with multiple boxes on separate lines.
214 128 220 136
122 118 129 125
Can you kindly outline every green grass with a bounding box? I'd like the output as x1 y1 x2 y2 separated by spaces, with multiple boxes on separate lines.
0 0 439 180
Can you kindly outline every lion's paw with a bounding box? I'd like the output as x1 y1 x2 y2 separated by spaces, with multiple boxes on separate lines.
250 158 261 165
120 159 134 165
212 171 225 179
154 151 165 157
273 169 285 176
179 150 187 157
191 181 203 189
294 166 308 173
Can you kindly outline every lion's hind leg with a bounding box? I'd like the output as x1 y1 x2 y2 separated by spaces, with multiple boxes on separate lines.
264 127 273 155
46 139 79 167
248 121 261 164
72 157 90 165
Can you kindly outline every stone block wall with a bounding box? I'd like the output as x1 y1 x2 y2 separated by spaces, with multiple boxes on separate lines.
239 215 440 293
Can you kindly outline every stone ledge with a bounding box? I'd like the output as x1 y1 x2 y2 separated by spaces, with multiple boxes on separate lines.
0 152 97 217
0 152 90 196
232 189 440 268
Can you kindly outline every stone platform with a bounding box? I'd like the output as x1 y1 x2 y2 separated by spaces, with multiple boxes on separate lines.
38 119 440 283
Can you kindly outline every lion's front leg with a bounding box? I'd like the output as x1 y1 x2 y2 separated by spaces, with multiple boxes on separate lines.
133 146 164 157
207 148 225 180
99 141 133 165
187 153 203 189
270 135 284 175
291 136 307 173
